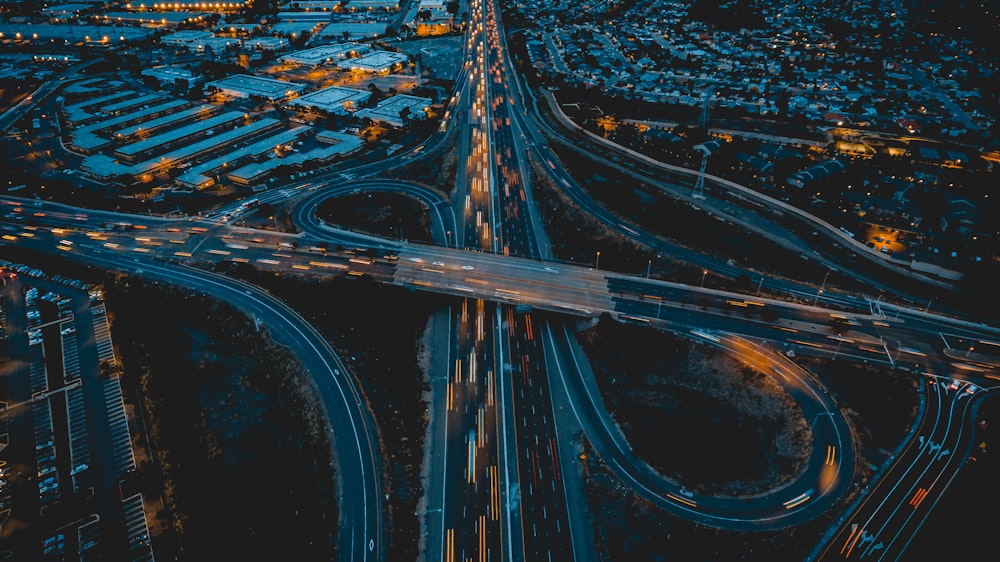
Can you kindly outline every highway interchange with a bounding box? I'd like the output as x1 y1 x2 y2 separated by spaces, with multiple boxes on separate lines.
3 1 1000 560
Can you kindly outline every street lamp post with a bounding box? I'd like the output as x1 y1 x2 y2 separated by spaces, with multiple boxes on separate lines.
925 296 936 313
701 269 708 287
595 251 601 270
756 276 764 297
646 259 652 279
814 270 830 306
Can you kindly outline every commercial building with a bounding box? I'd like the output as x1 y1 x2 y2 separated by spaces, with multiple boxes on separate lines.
68 100 192 153
288 86 371 115
113 104 220 142
243 37 289 52
336 50 408 74
101 11 204 27
141 66 202 88
176 126 313 189
0 23 156 44
114 110 248 163
159 30 214 47
315 22 388 41
228 131 363 185
280 43 370 66
355 94 431 127
159 30 239 53
81 118 282 183
62 90 137 125
205 74 307 101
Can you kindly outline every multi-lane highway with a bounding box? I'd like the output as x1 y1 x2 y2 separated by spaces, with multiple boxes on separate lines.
3 7 1000 560
814 376 983 561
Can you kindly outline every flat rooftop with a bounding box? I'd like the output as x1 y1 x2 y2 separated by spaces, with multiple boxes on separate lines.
281 43 368 65
114 104 218 138
82 118 281 179
63 90 136 122
288 86 370 112
177 126 312 187
338 50 408 71
101 93 165 114
205 74 307 98
69 100 190 151
229 136 363 183
115 110 246 158
0 23 156 42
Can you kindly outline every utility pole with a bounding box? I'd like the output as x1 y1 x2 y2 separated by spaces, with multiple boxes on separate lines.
693 96 711 199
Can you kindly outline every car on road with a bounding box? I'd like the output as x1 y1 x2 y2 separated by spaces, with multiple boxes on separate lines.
462 265 475 271
949 379 961 391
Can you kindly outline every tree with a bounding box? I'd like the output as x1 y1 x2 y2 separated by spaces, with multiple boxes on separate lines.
446 0 459 16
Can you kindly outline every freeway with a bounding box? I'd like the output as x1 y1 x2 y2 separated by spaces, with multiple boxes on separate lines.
6 50 1000 560
813 377 990 561
7 199 1000 381
5 190 1000 546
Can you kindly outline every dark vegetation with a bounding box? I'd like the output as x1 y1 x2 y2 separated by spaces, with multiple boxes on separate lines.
529 160 657 275
316 192 435 244
384 147 459 198
800 357 920 472
581 435 830 562
106 276 338 561
579 315 811 496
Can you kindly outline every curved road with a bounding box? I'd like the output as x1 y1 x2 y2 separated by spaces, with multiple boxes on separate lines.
5 242 386 562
